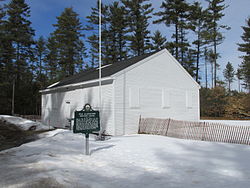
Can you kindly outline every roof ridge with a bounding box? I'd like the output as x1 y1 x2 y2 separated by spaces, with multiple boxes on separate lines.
48 50 161 89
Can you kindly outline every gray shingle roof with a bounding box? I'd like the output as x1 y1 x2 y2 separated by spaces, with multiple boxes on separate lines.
49 51 159 89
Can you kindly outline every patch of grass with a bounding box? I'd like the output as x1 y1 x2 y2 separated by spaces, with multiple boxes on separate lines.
0 120 48 151
201 116 250 120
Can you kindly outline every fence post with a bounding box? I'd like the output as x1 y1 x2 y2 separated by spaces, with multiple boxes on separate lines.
202 122 206 141
165 118 171 136
138 115 142 134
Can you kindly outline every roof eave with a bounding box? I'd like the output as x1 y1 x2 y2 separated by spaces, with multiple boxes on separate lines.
40 76 113 94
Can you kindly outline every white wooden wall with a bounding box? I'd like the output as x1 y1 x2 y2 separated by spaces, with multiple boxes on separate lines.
114 51 200 135
41 84 114 135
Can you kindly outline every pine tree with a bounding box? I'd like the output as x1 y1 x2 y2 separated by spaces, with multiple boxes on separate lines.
238 17 250 92
178 1 191 66
0 2 6 69
5 0 35 114
205 48 216 88
151 30 166 51
200 86 227 117
0 2 12 114
85 1 98 67
86 1 109 66
154 0 190 61
7 0 35 75
98 3 110 65
205 0 230 87
203 47 209 88
44 36 59 82
122 0 153 56
0 2 12 73
165 41 175 56
235 68 243 92
0 2 5 57
223 62 235 91
107 1 128 62
189 2 207 82
179 23 190 65
34 36 47 88
239 57 250 93
87 34 98 68
52 7 87 77
182 48 196 77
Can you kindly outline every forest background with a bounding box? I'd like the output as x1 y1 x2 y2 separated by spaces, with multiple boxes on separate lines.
0 0 249 119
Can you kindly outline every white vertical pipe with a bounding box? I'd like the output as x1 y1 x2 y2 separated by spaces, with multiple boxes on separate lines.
98 0 102 135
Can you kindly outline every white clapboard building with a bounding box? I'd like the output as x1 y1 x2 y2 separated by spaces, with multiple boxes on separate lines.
41 49 200 135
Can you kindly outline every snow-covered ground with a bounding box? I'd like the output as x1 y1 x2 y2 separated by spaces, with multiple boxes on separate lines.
1 130 250 188
201 120 250 126
0 115 51 131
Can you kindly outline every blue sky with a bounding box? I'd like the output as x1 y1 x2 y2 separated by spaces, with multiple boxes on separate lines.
2 0 250 89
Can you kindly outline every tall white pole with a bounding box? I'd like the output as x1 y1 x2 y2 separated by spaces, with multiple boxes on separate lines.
98 0 102 136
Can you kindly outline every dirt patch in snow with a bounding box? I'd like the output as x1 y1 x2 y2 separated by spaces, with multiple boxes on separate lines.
21 177 65 188
0 120 47 151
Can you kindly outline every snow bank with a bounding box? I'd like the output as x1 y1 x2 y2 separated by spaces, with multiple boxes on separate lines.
0 115 52 131
201 120 250 126
1 130 250 188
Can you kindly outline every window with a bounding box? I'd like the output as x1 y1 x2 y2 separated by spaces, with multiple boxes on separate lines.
162 89 171 108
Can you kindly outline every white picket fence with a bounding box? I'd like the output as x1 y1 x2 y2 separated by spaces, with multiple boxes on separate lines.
138 118 250 145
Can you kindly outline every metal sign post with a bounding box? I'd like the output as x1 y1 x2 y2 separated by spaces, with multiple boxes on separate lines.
85 133 89 155
73 104 100 155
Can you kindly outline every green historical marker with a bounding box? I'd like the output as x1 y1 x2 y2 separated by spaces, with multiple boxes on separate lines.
73 104 100 155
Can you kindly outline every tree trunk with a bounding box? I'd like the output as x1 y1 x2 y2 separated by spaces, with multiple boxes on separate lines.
213 23 217 87
39 55 42 76
11 78 15 115
238 79 240 92
119 34 123 61
175 22 179 61
205 52 208 89
214 42 217 87
196 34 200 82
211 61 214 88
